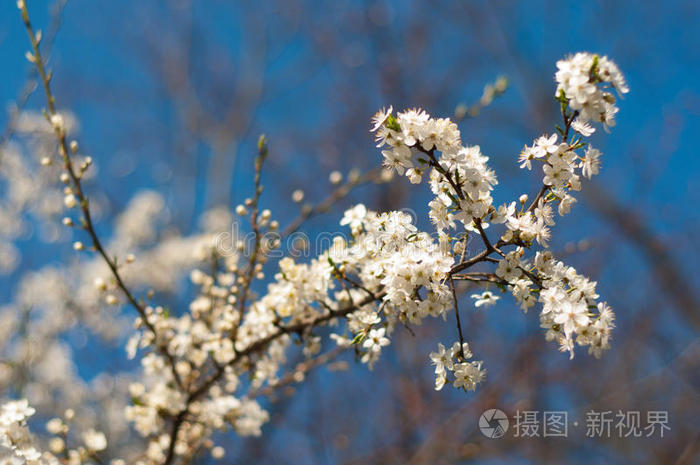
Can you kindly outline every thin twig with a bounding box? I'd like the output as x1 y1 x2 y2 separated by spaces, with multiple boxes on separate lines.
449 276 466 360
235 138 267 317
19 1 184 389
281 167 385 237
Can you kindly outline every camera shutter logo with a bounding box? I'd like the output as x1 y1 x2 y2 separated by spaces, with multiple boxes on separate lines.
479 409 509 438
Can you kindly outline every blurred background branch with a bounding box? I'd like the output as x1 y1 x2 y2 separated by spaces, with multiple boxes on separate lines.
0 1 698 464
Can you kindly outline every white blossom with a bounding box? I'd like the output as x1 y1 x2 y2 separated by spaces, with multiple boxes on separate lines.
1 47 627 461
471 291 500 308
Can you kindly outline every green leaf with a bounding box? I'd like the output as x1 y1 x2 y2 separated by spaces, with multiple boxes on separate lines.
257 134 268 158
556 89 568 104
589 54 600 80
385 114 401 132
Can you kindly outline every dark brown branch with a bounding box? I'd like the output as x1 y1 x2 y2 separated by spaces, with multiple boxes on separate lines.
449 276 466 359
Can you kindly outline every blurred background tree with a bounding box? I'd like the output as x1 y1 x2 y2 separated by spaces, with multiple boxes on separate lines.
0 1 698 464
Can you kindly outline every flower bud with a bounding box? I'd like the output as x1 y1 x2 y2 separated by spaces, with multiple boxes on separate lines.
64 194 77 209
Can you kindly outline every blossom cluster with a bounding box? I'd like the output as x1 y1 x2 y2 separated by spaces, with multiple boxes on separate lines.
119 199 469 461
535 252 616 358
491 248 616 358
372 107 497 235
367 52 624 385
1 399 110 464
0 186 235 462
0 400 43 463
4 28 627 465
555 52 628 131
429 342 486 391
331 208 456 366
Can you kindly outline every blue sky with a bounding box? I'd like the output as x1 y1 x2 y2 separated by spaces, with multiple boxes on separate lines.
1 1 699 463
